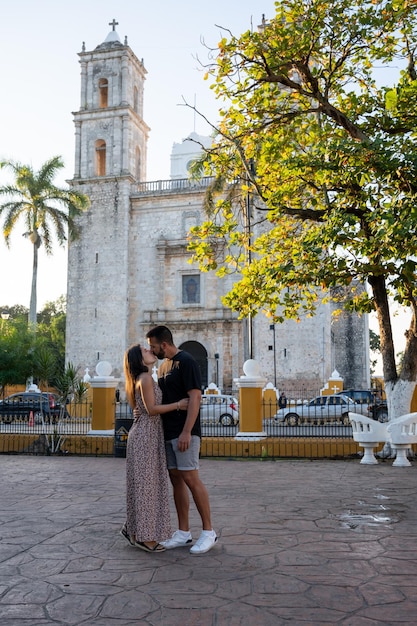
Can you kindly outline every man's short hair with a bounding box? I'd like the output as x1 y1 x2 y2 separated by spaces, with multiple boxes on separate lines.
146 325 173 344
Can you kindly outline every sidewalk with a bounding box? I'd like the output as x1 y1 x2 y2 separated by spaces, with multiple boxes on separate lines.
0 455 417 625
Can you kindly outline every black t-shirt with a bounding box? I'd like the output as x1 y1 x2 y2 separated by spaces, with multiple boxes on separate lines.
157 350 202 440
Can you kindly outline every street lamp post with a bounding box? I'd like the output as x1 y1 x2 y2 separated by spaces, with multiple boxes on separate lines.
245 159 256 361
269 324 277 387
214 353 219 388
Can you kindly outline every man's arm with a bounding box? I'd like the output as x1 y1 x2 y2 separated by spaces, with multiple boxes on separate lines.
177 388 201 451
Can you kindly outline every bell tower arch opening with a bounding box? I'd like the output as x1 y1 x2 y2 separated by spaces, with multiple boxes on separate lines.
95 139 106 176
99 78 108 108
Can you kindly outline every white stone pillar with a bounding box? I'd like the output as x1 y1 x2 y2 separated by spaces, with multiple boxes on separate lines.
74 121 82 178
121 54 128 105
122 114 129 174
80 60 87 109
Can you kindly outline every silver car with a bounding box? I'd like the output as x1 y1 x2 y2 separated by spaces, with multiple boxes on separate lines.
200 394 239 426
273 394 366 426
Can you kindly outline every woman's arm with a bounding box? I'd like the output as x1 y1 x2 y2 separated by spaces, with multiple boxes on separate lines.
138 374 188 415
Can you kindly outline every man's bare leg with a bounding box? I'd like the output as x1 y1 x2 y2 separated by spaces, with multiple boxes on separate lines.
180 469 213 530
169 469 190 531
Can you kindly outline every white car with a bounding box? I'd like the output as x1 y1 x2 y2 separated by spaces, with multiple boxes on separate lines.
273 394 366 426
200 394 239 426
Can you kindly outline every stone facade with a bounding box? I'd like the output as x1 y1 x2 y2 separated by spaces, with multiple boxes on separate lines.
66 25 370 395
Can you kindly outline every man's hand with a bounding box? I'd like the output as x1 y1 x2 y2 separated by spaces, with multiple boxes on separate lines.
177 430 191 452
177 389 201 451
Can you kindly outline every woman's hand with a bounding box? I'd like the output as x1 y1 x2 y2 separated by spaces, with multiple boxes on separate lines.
178 398 189 411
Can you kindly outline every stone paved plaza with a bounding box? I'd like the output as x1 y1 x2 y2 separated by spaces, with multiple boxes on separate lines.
0 455 417 625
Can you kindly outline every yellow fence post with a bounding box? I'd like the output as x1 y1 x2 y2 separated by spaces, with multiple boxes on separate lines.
234 360 267 441
89 362 118 433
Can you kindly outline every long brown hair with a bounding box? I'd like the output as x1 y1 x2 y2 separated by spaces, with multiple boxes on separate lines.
123 344 148 408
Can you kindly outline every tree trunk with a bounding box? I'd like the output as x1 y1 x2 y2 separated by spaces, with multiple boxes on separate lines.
368 274 417 426
399 303 417 382
385 379 415 420
378 379 416 458
29 241 38 328
368 275 397 384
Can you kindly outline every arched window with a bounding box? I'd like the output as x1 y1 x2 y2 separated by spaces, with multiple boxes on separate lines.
99 78 108 108
95 140 106 176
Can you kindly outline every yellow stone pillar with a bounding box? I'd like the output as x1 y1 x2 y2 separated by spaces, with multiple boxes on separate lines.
234 360 267 441
89 361 118 433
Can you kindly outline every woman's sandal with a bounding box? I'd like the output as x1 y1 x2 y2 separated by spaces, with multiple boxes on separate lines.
120 524 135 546
134 541 165 553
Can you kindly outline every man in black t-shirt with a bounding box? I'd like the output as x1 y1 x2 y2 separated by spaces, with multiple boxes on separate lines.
147 325 217 555
157 350 202 440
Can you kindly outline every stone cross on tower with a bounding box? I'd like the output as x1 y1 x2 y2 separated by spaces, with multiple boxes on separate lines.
109 19 119 31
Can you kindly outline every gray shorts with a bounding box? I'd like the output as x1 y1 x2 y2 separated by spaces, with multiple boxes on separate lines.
165 436 200 471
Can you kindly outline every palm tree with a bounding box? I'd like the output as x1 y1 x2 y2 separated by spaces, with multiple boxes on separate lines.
0 156 89 327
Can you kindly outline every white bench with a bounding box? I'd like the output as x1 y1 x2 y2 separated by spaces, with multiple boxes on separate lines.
387 412 417 467
348 412 388 464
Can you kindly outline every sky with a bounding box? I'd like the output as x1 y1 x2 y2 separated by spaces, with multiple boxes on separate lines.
0 0 411 371
0 0 276 312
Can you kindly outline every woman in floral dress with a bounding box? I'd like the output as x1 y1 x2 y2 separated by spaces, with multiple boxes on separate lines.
121 344 188 552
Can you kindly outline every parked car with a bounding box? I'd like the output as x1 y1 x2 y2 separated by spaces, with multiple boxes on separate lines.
274 394 367 426
368 401 388 422
336 389 382 409
200 394 239 426
0 392 67 424
336 389 386 421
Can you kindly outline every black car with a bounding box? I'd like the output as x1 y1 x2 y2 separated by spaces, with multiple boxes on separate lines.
368 401 388 422
335 389 388 421
0 392 67 424
336 389 381 406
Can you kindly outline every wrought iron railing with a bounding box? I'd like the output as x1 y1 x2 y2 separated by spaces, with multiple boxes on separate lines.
0 397 361 458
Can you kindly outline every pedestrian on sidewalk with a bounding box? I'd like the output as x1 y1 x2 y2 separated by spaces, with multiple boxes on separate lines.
120 343 189 553
278 392 287 410
146 325 217 555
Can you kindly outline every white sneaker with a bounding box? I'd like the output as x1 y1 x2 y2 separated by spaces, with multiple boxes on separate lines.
160 530 193 549
190 530 217 555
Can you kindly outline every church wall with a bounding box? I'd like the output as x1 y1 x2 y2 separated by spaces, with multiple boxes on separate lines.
252 305 332 394
330 307 370 390
128 189 245 391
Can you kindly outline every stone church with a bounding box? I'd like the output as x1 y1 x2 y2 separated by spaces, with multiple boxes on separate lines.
65 22 370 395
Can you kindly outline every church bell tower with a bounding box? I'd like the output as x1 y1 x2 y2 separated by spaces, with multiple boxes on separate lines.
66 21 149 375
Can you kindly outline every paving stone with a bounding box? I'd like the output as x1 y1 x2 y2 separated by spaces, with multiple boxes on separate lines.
0 456 416 625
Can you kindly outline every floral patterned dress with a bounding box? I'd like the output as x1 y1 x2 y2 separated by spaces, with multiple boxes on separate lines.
125 380 172 542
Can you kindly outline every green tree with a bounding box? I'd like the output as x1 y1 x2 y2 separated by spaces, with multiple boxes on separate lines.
0 156 89 327
189 0 417 419
0 317 37 393
0 297 67 392
37 296 66 373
